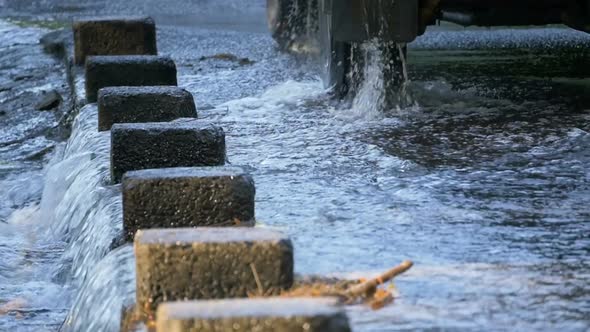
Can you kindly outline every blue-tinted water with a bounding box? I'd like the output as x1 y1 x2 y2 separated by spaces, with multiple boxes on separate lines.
0 1 589 330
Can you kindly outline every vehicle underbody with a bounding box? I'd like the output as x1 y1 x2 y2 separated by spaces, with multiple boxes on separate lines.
267 0 590 105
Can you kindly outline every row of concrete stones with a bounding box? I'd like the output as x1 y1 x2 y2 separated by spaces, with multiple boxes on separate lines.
71 16 352 331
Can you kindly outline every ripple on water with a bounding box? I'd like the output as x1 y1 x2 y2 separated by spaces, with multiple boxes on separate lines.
197 53 590 329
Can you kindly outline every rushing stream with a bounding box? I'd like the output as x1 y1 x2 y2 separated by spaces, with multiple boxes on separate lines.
1 1 590 331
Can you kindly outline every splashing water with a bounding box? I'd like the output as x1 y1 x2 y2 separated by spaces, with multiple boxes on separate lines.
60 246 135 332
39 105 121 286
352 39 416 117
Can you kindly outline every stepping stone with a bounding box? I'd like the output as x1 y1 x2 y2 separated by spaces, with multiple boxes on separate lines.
98 86 197 131
156 298 351 332
134 228 294 318
111 120 225 183
122 167 255 240
85 55 177 102
73 16 157 65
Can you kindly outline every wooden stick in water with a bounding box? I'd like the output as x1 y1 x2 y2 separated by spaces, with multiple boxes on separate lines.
344 260 413 299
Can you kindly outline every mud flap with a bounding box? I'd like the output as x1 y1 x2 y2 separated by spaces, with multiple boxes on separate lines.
562 0 590 33
327 0 419 43
319 2 351 95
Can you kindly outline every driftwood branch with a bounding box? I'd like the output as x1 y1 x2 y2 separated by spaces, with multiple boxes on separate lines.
251 260 414 310
344 260 413 299
250 263 265 296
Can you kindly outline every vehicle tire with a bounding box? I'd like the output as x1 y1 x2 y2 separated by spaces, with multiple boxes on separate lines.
318 8 352 97
267 0 318 50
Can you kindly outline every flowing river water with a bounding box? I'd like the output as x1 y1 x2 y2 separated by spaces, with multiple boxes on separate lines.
1 1 590 331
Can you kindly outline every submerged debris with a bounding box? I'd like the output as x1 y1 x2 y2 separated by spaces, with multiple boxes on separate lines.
199 53 255 66
122 261 414 331
0 298 27 317
250 260 413 310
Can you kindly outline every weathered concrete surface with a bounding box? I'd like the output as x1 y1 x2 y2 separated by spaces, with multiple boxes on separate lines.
98 86 197 131
73 16 157 65
135 228 294 317
111 120 225 182
156 298 351 332
122 167 254 240
85 55 177 102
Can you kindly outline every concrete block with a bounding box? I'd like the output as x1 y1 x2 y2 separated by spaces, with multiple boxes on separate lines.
111 121 225 183
135 228 294 317
73 16 157 65
98 86 197 131
156 298 351 332
85 55 177 102
122 167 255 240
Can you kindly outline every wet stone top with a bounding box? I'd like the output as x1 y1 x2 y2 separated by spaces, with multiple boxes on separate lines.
110 119 217 131
74 16 154 23
158 298 342 319
86 55 174 65
124 166 247 181
98 86 191 97
136 227 288 245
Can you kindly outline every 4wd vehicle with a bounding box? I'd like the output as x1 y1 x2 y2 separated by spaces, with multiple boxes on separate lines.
267 0 590 99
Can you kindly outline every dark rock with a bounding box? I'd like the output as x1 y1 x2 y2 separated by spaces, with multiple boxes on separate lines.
97 86 197 131
134 228 293 317
110 120 225 182
109 232 126 251
35 90 62 111
24 145 55 160
14 74 34 81
85 55 177 102
157 298 351 332
40 29 72 57
199 53 255 66
0 83 15 93
73 16 157 65
122 166 255 241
